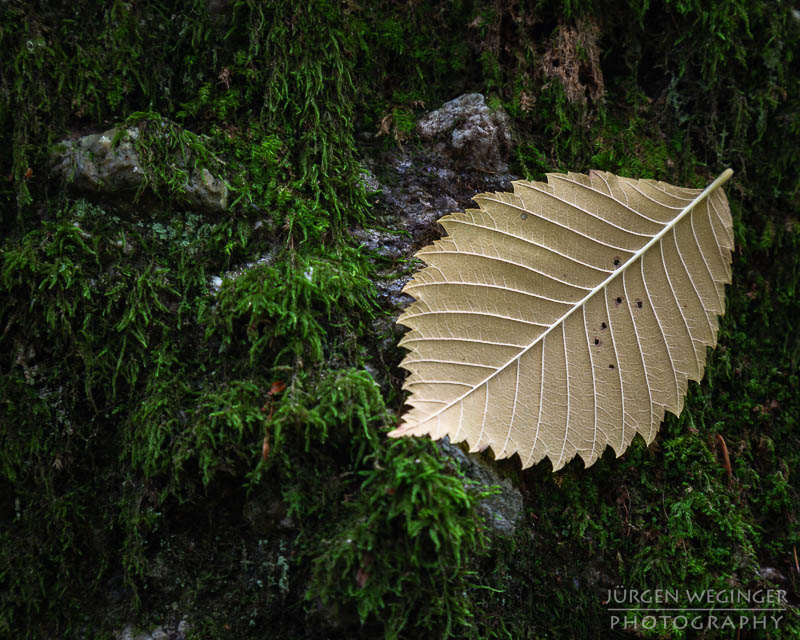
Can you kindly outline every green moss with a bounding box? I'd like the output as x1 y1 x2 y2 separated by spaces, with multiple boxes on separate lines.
308 438 492 639
200 247 376 368
0 0 210 209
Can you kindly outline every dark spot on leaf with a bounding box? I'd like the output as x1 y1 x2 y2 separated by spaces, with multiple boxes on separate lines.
520 213 528 220
616 296 622 304
636 300 643 308
601 322 607 330
613 257 620 266
594 338 600 345
609 364 615 369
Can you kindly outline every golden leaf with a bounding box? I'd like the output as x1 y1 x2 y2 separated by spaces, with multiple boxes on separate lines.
389 169 734 470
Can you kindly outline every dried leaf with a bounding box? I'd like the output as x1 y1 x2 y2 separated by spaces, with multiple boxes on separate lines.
268 380 287 396
389 169 734 470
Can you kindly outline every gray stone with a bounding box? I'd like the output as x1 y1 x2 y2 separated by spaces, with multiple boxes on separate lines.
52 126 229 213
757 566 788 584
208 246 279 294
353 102 524 536
437 437 523 536
359 166 382 193
434 194 458 213
352 143 516 312
53 128 144 193
416 93 512 173
116 626 134 640
350 223 409 261
180 165 229 213
114 618 188 640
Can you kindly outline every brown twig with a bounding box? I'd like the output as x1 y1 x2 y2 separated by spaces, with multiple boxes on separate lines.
260 380 286 461
714 434 733 486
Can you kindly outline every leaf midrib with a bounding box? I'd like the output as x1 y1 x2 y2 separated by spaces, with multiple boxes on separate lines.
411 169 734 430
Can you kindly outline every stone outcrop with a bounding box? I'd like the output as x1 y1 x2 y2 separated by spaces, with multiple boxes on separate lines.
353 93 516 310
355 93 524 536
52 126 229 213
415 93 512 173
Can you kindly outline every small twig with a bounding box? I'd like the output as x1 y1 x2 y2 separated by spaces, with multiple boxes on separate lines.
260 380 287 461
714 434 733 486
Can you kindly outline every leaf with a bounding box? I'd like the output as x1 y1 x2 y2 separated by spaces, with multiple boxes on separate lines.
389 169 734 470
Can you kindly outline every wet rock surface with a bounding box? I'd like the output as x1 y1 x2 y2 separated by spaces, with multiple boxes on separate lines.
52 126 229 213
355 93 524 535
416 93 512 173
438 438 524 536
353 93 517 311
757 566 790 586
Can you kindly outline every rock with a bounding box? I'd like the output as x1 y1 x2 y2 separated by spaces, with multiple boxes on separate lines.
352 94 516 309
208 246 280 294
115 618 188 640
180 165 229 213
757 566 788 584
53 128 144 193
352 144 516 311
350 223 411 262
416 93 512 173
52 126 229 213
359 166 382 193
437 437 523 536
